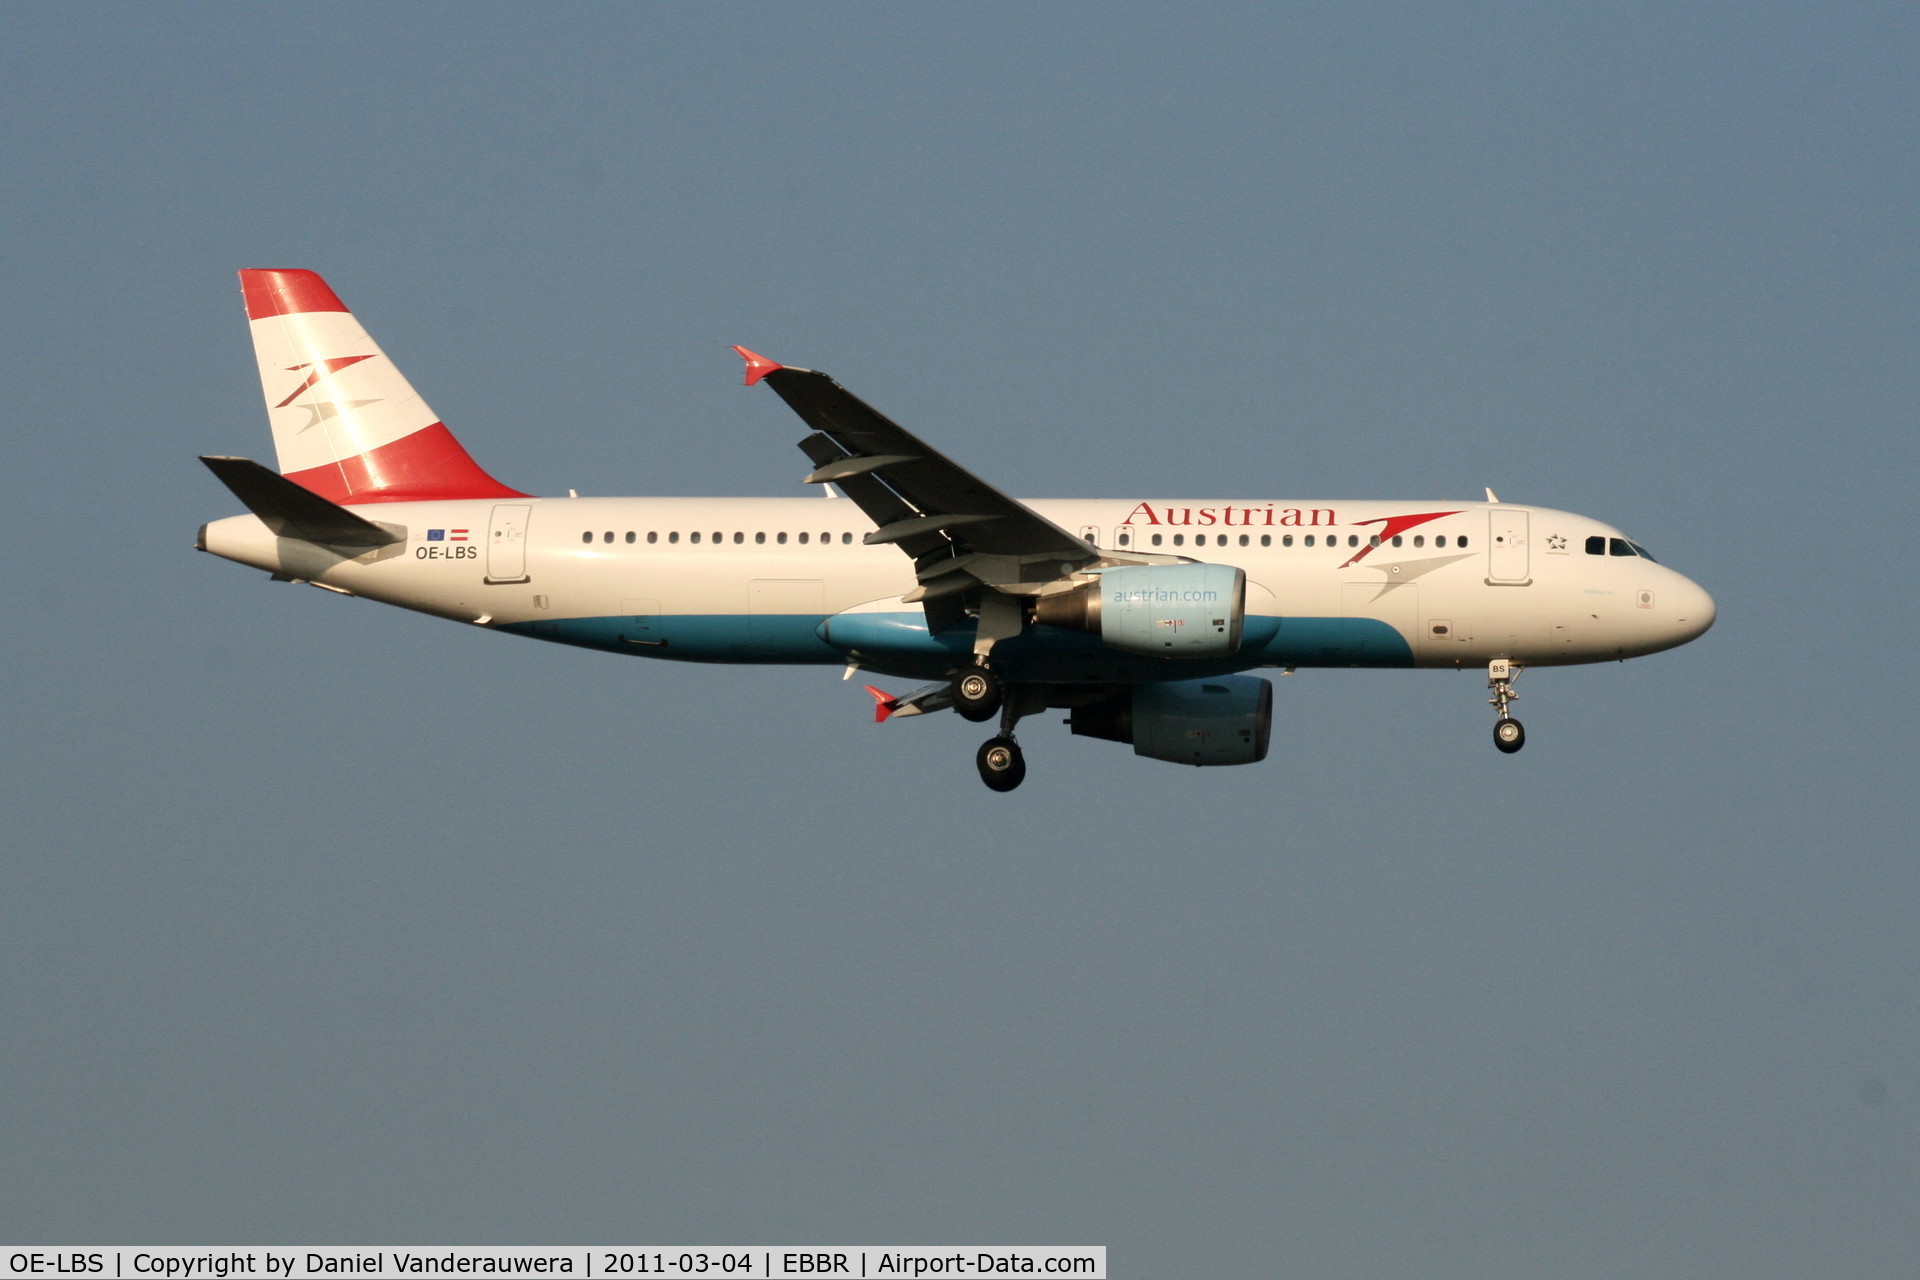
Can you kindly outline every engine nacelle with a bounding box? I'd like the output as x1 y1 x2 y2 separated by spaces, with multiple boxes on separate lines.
1035 563 1246 658
1069 674 1273 766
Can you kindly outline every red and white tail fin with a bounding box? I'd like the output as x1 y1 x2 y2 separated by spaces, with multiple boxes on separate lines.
239 269 525 504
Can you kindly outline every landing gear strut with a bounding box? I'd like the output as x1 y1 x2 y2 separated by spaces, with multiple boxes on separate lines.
955 591 1022 723
1488 658 1525 754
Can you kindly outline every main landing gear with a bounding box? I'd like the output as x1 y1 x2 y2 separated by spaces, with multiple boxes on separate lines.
1488 658 1526 754
976 736 1026 791
951 661 1002 722
957 595 1031 789
950 658 1019 786
968 679 1045 792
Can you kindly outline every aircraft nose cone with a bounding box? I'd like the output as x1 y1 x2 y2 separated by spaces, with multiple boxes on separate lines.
1673 576 1716 642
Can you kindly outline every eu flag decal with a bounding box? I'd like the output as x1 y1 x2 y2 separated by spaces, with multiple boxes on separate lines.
426 529 445 541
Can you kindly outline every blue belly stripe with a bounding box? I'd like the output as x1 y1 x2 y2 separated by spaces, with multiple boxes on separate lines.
498 611 1414 678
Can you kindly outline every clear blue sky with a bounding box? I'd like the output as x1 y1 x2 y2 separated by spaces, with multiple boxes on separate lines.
3 4 1916 1274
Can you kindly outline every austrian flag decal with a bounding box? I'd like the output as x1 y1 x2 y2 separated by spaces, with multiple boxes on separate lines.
425 528 469 542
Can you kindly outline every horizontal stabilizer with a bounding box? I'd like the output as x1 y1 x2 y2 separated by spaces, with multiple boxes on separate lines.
199 456 402 547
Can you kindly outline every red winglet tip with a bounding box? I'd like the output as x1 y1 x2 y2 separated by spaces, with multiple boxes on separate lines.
862 684 898 723
732 345 782 387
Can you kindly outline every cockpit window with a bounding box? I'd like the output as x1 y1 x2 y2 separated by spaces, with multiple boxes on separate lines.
1604 537 1659 562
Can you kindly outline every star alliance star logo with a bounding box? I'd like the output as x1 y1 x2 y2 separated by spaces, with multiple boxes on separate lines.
1546 534 1568 552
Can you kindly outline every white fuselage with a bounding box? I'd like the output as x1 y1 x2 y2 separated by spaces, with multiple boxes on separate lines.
200 494 1716 683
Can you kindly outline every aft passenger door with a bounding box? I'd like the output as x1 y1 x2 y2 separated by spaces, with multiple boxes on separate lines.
486 504 532 584
1487 509 1530 584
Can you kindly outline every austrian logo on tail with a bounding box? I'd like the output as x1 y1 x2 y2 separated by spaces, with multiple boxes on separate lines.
274 356 383 432
273 355 377 407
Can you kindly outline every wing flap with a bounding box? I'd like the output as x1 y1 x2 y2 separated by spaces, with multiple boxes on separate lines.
803 453 919 484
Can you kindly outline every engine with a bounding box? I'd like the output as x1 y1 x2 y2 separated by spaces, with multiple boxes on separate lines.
1069 674 1273 766
1034 563 1246 658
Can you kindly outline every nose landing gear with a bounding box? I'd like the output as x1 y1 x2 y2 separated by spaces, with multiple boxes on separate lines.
1488 658 1525 754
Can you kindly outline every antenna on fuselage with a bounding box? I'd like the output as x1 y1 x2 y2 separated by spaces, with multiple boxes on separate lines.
1485 487 1500 503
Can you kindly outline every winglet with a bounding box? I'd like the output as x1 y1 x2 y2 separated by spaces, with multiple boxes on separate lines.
732 346 782 387
862 684 898 723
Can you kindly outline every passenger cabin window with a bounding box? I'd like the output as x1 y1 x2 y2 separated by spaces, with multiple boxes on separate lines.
1435 535 1446 548
1151 534 1163 546
669 532 679 544
691 532 701 544
1117 531 1132 547
648 531 658 544
1260 534 1271 546
580 531 591 544
625 531 636 544
1388 535 1400 547
603 531 613 543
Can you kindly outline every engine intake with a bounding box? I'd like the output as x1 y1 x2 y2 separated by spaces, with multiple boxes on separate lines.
1035 563 1246 659
1069 674 1273 766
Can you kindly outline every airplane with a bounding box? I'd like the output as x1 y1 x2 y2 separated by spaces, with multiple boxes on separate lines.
197 268 1716 791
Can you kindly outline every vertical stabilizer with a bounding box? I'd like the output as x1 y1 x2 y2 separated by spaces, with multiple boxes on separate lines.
239 269 525 504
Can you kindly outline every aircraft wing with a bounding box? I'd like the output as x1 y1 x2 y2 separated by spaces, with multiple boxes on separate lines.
736 348 1097 574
